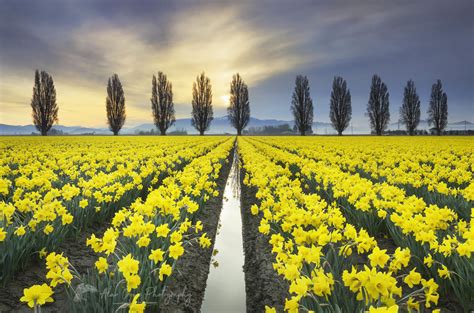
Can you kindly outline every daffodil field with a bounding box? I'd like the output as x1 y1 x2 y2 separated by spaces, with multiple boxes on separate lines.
0 136 233 312
0 136 473 312
239 136 473 312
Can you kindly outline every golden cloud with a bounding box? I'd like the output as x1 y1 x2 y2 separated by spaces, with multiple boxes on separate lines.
0 4 314 126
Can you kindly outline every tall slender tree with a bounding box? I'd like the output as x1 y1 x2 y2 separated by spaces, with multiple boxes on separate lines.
31 70 58 136
191 72 213 135
227 73 250 136
151 72 175 135
427 79 448 135
400 80 421 135
367 74 390 135
106 74 126 135
329 76 352 135
291 75 313 135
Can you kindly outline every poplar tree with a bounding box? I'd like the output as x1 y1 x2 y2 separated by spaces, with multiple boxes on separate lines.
191 72 213 135
400 80 421 135
367 74 390 135
151 72 175 135
427 79 448 135
31 70 58 136
106 74 126 135
329 76 352 135
227 73 250 136
291 75 313 135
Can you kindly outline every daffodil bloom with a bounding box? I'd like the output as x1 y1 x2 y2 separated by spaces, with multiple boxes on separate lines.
194 220 203 233
149 248 165 263
79 199 88 208
438 265 451 279
159 263 172 281
367 305 398 312
311 269 334 298
283 264 300 281
258 220 270 235
404 269 421 288
169 243 184 259
125 274 141 292
407 297 419 311
20 284 54 308
95 257 108 274
289 276 310 296
39 248 47 259
265 306 276 313
129 294 146 313
199 233 212 248
170 231 182 243
43 224 54 235
14 226 26 236
118 254 139 276
368 247 389 268
136 236 150 248
61 213 73 225
424 255 433 268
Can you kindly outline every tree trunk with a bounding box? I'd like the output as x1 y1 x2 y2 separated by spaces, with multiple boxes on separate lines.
113 131 118 136
237 129 241 136
41 130 47 136
338 131 342 136
200 130 204 136
160 129 166 135
437 129 441 136
301 130 305 136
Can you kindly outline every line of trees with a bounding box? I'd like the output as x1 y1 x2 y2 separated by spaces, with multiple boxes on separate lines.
289 74 448 136
31 70 251 136
30 70 448 136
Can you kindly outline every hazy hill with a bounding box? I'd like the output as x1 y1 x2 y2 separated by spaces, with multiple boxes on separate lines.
1 117 471 135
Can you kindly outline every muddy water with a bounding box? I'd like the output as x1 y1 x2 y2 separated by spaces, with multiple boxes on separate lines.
201 151 246 313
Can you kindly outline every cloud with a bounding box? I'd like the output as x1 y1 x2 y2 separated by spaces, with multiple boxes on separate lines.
0 0 472 126
1 2 319 126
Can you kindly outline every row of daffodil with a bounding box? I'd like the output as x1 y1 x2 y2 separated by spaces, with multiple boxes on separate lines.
20 137 234 312
257 136 473 221
238 138 442 312
0 136 226 284
248 137 472 256
244 137 473 311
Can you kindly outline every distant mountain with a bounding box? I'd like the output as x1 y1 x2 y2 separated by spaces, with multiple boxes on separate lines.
388 120 474 130
128 116 306 134
0 117 329 135
1 118 470 135
0 124 38 134
450 120 473 126
0 124 109 135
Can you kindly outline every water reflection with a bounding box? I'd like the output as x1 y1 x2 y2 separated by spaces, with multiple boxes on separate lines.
201 148 245 313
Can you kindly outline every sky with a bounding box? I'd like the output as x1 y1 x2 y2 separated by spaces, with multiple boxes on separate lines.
0 0 473 128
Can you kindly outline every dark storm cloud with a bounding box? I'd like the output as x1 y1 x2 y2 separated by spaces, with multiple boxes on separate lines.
246 1 474 125
0 0 472 127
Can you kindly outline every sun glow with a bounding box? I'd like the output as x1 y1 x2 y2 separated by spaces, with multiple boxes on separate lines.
220 95 230 106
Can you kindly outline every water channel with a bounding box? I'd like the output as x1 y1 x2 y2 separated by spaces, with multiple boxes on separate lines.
201 150 246 312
